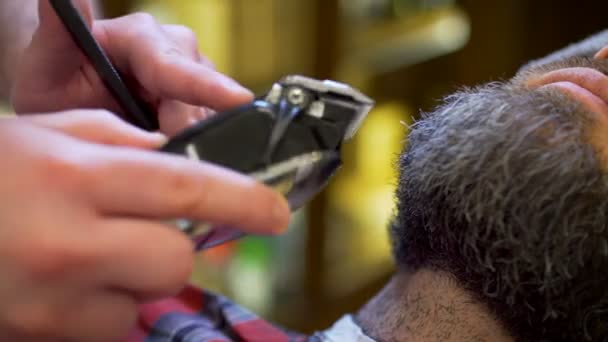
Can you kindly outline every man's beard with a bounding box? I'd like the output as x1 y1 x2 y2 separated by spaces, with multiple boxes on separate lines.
390 58 608 340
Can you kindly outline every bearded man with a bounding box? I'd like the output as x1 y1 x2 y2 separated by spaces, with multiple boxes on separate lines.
125 29 608 342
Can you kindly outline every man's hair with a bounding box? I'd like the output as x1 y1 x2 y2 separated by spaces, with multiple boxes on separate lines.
390 75 608 340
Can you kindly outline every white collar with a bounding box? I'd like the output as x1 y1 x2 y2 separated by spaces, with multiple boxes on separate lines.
317 315 376 342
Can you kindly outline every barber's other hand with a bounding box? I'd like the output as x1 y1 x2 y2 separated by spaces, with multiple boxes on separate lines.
11 0 253 136
0 112 288 341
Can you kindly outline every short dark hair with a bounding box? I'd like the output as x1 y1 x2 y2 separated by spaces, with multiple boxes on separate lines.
390 80 608 340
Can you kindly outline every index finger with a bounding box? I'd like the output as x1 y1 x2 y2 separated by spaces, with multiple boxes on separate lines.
84 145 290 234
93 15 253 111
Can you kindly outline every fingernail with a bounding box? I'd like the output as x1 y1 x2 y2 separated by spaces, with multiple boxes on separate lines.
595 46 608 59
151 132 168 145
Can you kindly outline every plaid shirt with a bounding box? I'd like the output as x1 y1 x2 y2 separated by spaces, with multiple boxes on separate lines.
124 285 312 342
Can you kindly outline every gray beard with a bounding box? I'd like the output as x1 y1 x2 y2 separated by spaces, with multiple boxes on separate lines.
390 57 608 340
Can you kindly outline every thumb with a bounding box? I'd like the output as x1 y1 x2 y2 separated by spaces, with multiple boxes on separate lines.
30 0 93 69
39 0 95 44
23 0 95 84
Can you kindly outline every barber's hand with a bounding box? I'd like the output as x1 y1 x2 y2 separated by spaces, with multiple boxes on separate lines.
0 112 288 341
11 0 252 136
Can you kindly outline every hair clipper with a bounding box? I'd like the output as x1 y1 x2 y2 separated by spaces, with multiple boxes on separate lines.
160 75 374 250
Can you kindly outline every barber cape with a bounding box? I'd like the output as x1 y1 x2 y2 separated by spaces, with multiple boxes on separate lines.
124 286 375 342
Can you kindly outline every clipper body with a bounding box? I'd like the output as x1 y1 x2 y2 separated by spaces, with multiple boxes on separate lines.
161 76 374 250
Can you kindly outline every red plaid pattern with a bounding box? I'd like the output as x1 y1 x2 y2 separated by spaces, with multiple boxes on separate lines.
123 286 309 342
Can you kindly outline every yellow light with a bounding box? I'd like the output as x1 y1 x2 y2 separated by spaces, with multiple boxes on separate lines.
324 101 412 296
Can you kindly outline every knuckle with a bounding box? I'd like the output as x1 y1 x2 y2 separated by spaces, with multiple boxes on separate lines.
158 236 194 295
94 300 138 341
171 25 198 43
162 24 198 50
118 304 138 333
157 46 185 62
128 12 157 27
121 12 158 44
200 54 216 69
185 30 198 47
179 27 199 53
83 110 126 140
144 51 181 94
87 109 118 125
199 75 223 96
7 304 57 337
35 152 86 190
108 312 137 341
15 238 91 281
165 169 208 215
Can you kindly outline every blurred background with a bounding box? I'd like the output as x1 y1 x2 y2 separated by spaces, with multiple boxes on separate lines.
4 0 608 334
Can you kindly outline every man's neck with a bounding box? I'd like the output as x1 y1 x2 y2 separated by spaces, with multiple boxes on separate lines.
355 269 512 342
